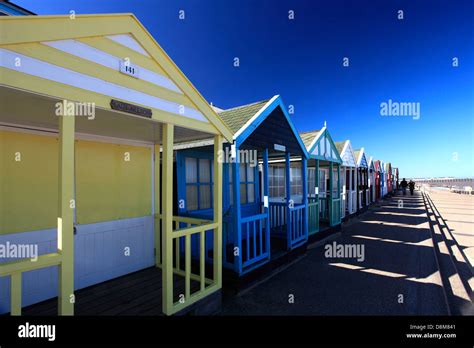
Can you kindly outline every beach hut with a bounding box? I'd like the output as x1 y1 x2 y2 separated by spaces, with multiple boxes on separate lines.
385 163 393 194
0 14 234 315
381 161 387 197
300 125 343 236
335 140 357 219
374 160 383 200
367 156 376 203
354 148 369 210
175 96 309 276
393 167 399 191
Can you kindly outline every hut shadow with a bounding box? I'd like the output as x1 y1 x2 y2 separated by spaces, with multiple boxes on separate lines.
222 205 471 315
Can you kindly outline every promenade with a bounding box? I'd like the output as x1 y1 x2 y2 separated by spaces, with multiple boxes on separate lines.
222 190 473 315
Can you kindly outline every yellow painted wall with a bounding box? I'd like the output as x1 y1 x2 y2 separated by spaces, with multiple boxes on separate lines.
0 130 152 234
75 140 152 224
0 130 59 234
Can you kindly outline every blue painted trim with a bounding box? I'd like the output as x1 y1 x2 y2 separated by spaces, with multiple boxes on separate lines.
0 3 32 16
285 152 291 250
263 148 271 259
231 145 242 274
302 157 308 239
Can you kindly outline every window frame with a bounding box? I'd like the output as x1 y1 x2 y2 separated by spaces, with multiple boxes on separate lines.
180 152 214 213
228 162 259 206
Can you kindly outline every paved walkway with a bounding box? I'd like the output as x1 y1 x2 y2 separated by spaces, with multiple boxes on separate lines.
221 191 448 315
426 188 474 269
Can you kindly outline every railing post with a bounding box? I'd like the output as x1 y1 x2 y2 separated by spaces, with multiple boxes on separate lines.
58 113 75 316
315 159 319 232
231 144 242 274
329 162 333 226
162 123 174 315
356 167 360 209
337 164 341 222
213 134 223 286
10 273 21 315
263 149 270 257
302 157 308 239
154 144 161 267
285 152 291 249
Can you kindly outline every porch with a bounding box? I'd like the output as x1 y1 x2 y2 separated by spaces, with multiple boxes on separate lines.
0 84 224 316
0 14 233 316
20 266 220 316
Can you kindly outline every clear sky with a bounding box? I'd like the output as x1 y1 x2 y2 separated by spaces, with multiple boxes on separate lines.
15 0 474 178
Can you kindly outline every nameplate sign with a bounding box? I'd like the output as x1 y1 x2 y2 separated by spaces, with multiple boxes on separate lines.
110 99 152 118
274 144 286 152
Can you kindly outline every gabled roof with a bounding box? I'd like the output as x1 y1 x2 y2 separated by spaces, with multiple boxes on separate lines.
299 126 342 163
367 156 376 171
174 95 309 157
375 160 385 173
335 141 346 154
300 130 322 149
354 147 368 168
374 160 380 171
0 14 234 141
221 95 308 157
335 140 356 167
218 99 271 133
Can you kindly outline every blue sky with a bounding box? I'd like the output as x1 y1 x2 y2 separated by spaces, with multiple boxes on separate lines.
15 0 474 178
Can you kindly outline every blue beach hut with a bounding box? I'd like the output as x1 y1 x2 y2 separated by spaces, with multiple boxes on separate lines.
299 125 343 237
354 148 369 211
175 95 309 276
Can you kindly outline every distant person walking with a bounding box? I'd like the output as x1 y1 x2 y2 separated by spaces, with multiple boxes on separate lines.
409 180 415 195
401 178 408 195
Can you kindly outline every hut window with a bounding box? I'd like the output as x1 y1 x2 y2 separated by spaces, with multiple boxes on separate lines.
290 164 302 197
307 168 316 196
332 167 339 193
185 157 213 211
269 165 285 199
229 163 257 204
319 169 326 192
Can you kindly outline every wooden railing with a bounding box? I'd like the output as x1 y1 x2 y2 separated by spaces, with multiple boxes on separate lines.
0 253 62 315
350 191 357 214
341 191 347 217
269 202 286 229
241 213 269 268
308 197 319 234
269 202 307 249
319 196 329 221
289 205 306 246
331 198 341 226
156 214 219 315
